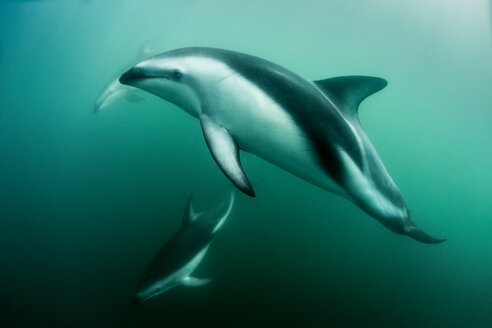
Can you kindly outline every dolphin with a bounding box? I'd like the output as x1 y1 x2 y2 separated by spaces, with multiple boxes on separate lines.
119 47 444 244
132 192 234 305
93 42 154 113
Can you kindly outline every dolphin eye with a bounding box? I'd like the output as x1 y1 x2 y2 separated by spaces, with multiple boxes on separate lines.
172 70 182 79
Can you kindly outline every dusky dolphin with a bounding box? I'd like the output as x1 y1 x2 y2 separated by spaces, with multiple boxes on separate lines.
119 47 444 244
133 192 234 304
93 42 153 113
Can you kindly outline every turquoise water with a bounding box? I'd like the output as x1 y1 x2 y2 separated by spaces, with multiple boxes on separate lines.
0 0 491 327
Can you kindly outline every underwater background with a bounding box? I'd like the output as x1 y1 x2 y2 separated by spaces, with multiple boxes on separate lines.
0 0 491 327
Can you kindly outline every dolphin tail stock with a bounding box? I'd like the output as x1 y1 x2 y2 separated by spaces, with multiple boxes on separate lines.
403 212 446 244
182 276 211 287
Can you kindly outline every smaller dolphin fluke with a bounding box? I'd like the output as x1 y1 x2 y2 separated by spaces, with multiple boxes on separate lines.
94 40 157 114
405 227 446 244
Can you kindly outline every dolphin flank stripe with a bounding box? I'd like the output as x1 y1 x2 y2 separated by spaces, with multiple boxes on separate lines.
203 48 364 184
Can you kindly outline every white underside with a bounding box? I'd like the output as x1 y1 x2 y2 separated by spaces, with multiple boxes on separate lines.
153 244 211 297
196 62 404 218
140 55 342 194
134 55 404 219
202 70 343 195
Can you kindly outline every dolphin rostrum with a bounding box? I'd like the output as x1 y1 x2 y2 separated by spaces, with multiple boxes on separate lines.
133 192 234 304
119 47 444 244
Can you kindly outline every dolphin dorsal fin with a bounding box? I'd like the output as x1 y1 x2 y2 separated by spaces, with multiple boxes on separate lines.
182 195 199 227
314 76 388 122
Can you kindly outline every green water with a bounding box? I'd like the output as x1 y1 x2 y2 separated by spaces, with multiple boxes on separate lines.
0 0 491 327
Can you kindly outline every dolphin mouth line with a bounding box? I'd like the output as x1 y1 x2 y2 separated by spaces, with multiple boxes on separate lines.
132 293 156 305
119 74 166 85
120 69 164 85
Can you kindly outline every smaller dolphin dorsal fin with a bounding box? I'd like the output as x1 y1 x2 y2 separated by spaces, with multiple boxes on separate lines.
182 194 199 228
314 76 388 123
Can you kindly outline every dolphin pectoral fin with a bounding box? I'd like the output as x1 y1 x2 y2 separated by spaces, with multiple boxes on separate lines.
405 227 447 244
200 115 255 197
182 276 211 287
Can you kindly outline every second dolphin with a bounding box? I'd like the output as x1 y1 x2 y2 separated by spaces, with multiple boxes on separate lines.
133 192 234 304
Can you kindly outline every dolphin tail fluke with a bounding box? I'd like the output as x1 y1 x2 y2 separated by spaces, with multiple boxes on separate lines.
94 96 105 114
406 227 446 244
93 104 101 114
403 211 446 244
182 276 211 287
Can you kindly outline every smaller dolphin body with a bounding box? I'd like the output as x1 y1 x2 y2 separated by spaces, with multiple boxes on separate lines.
133 193 234 304
94 42 153 113
94 79 144 113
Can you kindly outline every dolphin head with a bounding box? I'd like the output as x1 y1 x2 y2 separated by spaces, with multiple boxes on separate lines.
119 53 199 116
119 48 232 117
132 275 175 305
132 285 162 305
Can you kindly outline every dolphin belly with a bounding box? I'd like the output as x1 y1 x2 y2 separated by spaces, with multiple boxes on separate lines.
155 244 210 292
208 72 344 195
